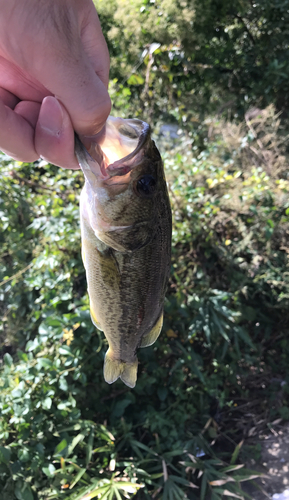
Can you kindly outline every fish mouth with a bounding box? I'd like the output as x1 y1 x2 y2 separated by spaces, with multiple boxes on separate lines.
76 117 150 182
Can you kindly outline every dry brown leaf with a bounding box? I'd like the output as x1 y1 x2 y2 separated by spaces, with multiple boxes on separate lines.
188 482 199 489
187 453 197 463
238 474 265 482
162 460 168 482
223 464 244 472
271 418 282 425
222 490 244 499
209 478 235 486
201 418 212 434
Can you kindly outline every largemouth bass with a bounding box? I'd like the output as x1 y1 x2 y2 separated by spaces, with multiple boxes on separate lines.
75 117 171 388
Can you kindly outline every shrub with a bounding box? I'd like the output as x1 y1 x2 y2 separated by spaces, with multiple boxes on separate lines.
1 107 289 498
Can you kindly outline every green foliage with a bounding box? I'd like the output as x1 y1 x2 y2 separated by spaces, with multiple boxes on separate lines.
1 106 288 499
2 0 289 493
167 105 289 364
95 0 289 122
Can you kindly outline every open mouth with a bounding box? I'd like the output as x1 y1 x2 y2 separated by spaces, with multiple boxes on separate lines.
76 118 150 180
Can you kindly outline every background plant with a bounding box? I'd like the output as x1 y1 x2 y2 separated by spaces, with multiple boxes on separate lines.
1 0 289 498
95 0 289 121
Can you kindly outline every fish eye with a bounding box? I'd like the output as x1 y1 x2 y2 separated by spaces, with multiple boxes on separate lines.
136 175 157 197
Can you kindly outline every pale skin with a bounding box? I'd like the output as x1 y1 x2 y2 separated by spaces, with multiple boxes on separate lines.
0 0 111 169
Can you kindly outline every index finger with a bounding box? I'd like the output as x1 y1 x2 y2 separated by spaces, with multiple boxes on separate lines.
30 5 111 136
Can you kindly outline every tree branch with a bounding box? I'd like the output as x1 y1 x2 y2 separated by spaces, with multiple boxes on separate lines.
234 14 256 46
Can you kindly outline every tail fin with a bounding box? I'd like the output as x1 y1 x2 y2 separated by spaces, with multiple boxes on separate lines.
103 349 138 388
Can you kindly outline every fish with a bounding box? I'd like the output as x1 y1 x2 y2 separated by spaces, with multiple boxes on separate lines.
75 117 172 388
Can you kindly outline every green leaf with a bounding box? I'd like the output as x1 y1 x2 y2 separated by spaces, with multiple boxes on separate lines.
42 463 56 477
18 449 30 463
230 440 244 465
42 397 52 410
127 74 144 85
210 310 230 343
3 352 13 367
0 446 11 464
14 481 34 500
59 376 68 391
170 475 198 488
113 488 122 500
203 323 211 344
130 440 157 457
59 345 74 356
157 387 168 401
81 484 110 499
86 429 94 467
54 439 68 457
69 467 87 489
112 398 132 418
38 323 50 335
68 433 85 456
17 350 28 362
265 226 274 240
37 358 53 368
200 471 208 500
235 327 256 350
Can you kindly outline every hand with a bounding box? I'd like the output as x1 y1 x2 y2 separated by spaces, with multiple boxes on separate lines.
0 0 111 169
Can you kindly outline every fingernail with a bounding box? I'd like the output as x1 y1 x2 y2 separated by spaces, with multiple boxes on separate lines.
38 96 63 137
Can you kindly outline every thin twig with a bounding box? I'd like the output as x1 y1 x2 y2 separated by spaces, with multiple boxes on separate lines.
11 171 55 191
0 262 33 287
234 14 256 46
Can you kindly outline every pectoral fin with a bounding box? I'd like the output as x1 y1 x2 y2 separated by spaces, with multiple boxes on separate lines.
104 349 138 388
140 313 163 348
90 307 102 331
81 243 86 266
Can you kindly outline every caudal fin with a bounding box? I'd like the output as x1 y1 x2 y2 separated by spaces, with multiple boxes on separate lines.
103 349 138 388
120 361 138 388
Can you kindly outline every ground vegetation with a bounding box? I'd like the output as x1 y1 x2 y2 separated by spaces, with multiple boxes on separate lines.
1 1 289 498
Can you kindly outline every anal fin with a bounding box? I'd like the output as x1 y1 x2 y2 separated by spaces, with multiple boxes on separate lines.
104 349 138 388
140 312 163 348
